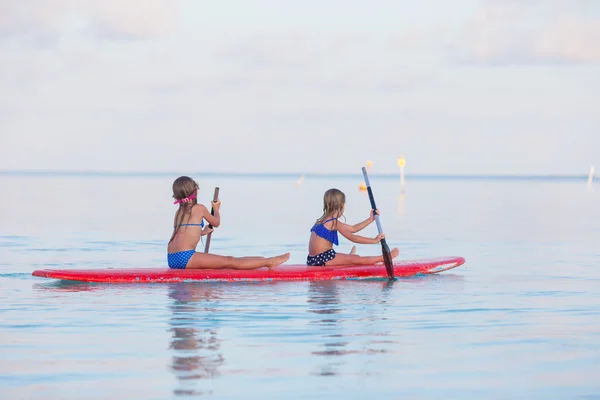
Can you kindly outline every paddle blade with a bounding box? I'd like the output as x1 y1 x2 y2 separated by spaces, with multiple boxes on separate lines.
380 239 394 280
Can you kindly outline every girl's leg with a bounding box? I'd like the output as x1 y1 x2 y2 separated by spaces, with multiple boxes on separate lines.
187 252 290 270
325 248 399 267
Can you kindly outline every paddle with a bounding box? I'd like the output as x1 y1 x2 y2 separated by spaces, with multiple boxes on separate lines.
361 167 394 280
204 187 220 253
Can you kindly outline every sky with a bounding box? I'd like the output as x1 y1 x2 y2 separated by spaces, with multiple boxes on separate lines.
0 0 599 175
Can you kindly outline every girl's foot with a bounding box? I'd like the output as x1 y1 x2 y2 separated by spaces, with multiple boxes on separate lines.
375 247 400 265
267 253 290 270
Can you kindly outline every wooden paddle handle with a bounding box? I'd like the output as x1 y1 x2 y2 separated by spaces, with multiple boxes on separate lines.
204 187 219 253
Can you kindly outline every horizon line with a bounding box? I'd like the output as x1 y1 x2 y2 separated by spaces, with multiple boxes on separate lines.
0 169 593 181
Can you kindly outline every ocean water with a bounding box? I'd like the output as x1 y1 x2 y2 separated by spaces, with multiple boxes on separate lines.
1 173 599 399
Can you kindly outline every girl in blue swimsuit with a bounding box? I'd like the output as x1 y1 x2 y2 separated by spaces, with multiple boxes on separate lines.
307 188 399 266
167 176 290 270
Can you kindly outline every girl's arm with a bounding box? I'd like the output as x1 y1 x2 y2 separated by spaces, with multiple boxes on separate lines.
196 203 221 228
337 221 383 244
349 209 378 233
201 226 214 236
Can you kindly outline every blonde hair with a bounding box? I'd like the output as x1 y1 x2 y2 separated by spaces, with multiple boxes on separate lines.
316 188 345 228
169 176 199 244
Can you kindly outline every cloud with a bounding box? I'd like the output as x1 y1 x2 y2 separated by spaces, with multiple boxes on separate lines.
451 0 600 65
0 0 182 44
208 32 434 93
534 16 600 63
84 0 183 40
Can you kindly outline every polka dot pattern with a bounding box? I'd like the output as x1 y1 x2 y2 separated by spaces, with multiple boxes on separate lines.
168 250 195 269
306 249 337 266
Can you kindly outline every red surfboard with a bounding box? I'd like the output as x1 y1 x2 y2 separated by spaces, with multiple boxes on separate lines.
32 256 465 283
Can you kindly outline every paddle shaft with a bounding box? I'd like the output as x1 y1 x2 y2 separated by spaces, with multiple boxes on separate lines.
361 167 394 280
361 168 384 233
362 177 383 234
204 187 220 253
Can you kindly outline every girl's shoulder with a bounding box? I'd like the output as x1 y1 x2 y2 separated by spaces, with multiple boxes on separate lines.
320 216 340 227
192 203 208 214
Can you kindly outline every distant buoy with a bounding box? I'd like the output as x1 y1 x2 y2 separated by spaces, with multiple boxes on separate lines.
397 155 406 193
587 166 595 191
296 175 305 187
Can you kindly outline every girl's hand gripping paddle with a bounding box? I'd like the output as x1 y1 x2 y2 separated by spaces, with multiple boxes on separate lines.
204 187 219 253
361 167 394 280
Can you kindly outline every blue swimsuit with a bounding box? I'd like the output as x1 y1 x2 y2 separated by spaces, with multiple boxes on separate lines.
168 220 205 269
307 218 339 266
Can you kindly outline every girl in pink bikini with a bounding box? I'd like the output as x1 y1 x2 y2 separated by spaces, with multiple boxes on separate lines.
167 176 290 270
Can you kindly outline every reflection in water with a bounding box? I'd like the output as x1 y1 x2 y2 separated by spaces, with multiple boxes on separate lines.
33 280 100 293
307 281 345 376
307 281 398 377
398 192 405 216
168 283 225 397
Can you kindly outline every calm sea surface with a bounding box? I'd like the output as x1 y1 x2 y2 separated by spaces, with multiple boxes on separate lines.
1 174 599 399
